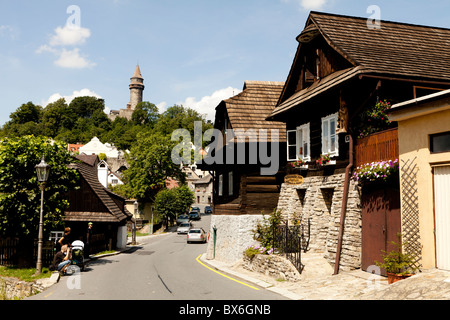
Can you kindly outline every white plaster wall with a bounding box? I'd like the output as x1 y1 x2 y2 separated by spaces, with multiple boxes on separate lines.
206 214 265 263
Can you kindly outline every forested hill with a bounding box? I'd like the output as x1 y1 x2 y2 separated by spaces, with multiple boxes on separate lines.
0 96 213 151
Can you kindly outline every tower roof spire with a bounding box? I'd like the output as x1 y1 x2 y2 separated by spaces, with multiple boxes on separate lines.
132 64 143 79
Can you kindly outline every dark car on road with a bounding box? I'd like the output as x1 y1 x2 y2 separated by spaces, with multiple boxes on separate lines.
177 214 189 225
189 212 201 220
204 206 213 214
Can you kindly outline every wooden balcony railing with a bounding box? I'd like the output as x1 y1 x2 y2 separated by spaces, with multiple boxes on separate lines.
355 128 399 168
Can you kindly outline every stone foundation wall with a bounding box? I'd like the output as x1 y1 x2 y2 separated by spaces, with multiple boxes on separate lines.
0 276 44 300
276 171 362 271
206 214 264 263
242 254 301 282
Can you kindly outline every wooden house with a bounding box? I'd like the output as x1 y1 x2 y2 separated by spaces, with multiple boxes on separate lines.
267 12 450 273
63 154 133 252
198 80 286 262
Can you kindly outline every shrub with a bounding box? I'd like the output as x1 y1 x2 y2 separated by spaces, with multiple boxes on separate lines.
244 209 283 259
252 209 283 248
375 240 418 275
244 244 277 260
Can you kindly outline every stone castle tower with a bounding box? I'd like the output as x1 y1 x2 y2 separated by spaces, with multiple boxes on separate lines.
128 65 145 111
108 65 145 121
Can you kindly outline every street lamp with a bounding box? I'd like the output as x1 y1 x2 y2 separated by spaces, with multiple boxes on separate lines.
35 156 50 275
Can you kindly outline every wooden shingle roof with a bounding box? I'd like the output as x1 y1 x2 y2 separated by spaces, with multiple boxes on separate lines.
269 11 450 119
64 155 132 223
218 81 286 142
308 11 450 81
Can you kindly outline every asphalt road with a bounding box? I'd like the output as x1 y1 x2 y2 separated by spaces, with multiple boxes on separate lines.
28 214 288 301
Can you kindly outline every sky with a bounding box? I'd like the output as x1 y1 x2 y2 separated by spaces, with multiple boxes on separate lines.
1 0 450 126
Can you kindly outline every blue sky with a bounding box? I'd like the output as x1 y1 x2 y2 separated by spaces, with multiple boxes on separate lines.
1 0 450 126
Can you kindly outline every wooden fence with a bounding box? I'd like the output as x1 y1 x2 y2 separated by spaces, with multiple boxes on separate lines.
355 128 399 168
0 238 19 267
1 238 56 267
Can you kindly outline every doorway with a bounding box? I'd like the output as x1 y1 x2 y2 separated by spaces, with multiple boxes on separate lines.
434 165 450 271
361 185 401 276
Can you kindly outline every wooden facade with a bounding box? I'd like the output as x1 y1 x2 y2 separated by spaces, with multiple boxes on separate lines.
199 81 286 215
64 154 132 251
266 11 450 272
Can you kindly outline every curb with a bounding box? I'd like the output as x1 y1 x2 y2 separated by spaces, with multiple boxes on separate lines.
198 253 302 300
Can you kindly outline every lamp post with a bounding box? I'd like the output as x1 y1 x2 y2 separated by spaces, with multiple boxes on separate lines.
132 200 137 245
35 156 50 275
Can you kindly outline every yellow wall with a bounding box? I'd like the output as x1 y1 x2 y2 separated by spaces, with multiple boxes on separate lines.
397 108 450 269
125 200 156 223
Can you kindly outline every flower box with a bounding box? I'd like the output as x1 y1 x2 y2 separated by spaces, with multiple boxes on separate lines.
316 154 333 166
352 159 399 185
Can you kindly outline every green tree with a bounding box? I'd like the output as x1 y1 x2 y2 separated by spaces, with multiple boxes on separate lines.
1 102 44 138
132 101 159 127
175 185 195 213
3 121 44 138
122 132 186 202
154 104 213 139
41 98 72 137
153 188 179 228
8 102 43 125
0 136 79 239
102 116 137 151
154 186 194 228
68 96 106 119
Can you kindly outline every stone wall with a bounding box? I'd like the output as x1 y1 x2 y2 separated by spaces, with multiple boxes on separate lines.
206 214 264 263
242 254 301 282
276 171 362 271
0 276 44 300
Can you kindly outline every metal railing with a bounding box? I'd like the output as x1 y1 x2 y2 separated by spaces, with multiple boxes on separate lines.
272 218 310 274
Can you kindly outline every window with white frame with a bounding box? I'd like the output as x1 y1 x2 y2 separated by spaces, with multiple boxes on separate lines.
287 123 311 161
218 174 223 196
321 113 339 157
287 130 297 161
297 123 311 161
228 171 233 195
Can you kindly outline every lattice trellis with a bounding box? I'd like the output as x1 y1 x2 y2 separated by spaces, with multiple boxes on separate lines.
400 157 422 270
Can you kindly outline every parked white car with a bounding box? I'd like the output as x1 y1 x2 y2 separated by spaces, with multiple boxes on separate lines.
187 228 207 243
177 222 191 234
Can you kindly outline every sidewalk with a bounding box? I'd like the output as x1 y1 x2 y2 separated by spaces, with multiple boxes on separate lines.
199 252 450 300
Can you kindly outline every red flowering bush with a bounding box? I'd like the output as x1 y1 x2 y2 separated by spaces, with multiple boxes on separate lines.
358 99 395 137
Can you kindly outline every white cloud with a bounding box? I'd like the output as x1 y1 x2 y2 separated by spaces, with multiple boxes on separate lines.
179 87 241 122
282 0 328 11
36 23 95 69
54 48 96 69
300 0 327 10
42 88 102 107
49 25 91 46
156 101 168 112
